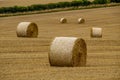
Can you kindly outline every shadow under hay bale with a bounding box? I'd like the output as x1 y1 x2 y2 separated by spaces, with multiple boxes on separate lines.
49 37 87 67
16 22 38 38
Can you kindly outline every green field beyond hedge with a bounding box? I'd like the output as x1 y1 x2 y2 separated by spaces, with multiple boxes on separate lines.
0 0 119 14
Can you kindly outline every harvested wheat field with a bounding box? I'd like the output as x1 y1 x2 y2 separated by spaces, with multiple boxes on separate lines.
0 6 120 80
0 0 94 7
0 0 73 7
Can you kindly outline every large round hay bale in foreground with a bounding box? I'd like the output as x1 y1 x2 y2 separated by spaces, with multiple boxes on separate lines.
78 18 85 24
60 18 67 23
91 27 102 38
16 22 38 37
49 37 87 67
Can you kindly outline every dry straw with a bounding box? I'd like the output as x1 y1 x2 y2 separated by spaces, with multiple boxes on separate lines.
91 27 102 38
49 37 87 67
60 18 67 23
16 22 38 37
78 18 85 24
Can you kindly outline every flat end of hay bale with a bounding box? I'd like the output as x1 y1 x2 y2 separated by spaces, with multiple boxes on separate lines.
16 22 38 38
49 37 87 67
60 18 67 23
91 27 102 38
72 38 87 67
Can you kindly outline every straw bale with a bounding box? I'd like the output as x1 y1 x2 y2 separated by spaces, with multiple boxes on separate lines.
60 18 67 23
16 22 38 37
78 18 85 24
49 37 87 67
91 27 102 38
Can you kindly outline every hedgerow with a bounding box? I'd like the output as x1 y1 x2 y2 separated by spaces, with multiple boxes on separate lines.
0 0 119 14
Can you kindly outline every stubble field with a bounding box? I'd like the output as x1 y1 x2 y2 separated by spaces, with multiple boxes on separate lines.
0 0 73 7
0 0 94 7
0 6 120 80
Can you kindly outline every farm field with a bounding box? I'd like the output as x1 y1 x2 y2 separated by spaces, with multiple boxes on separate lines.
0 0 73 7
0 6 120 80
0 0 94 7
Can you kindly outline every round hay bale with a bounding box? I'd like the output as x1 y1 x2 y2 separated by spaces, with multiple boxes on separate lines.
49 37 87 67
91 27 102 38
60 18 67 23
78 18 85 24
16 22 38 37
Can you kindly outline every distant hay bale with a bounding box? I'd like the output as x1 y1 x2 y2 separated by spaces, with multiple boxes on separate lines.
78 18 85 24
16 22 38 37
91 27 102 38
49 37 87 67
60 18 67 23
